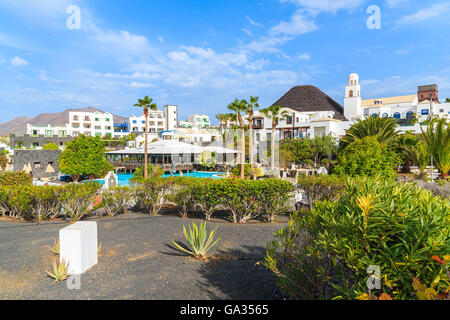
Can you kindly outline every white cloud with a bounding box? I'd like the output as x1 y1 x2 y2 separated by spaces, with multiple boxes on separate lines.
129 81 155 88
158 36 164 43
298 53 311 60
246 16 263 27
281 0 364 13
241 28 252 36
270 11 317 36
11 56 28 67
385 0 408 8
396 3 450 26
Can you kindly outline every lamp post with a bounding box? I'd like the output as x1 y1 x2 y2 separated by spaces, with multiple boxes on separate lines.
429 98 434 181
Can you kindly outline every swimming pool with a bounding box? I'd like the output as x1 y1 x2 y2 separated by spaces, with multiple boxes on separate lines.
83 172 226 187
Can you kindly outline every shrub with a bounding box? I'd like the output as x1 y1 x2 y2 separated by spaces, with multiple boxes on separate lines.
232 163 251 177
42 143 60 150
101 186 132 217
29 185 63 223
58 183 101 222
131 164 163 183
297 175 345 208
253 179 293 223
219 178 259 223
133 177 173 216
334 136 399 180
0 171 32 186
266 177 450 300
192 179 223 221
167 177 198 218
6 185 34 220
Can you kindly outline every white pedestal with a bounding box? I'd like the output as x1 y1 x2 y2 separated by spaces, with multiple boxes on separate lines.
59 221 98 275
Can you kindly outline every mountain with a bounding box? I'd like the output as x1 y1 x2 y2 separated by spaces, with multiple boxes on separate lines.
0 107 127 136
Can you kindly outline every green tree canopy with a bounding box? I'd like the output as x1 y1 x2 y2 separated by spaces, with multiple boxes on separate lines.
58 135 113 182
334 136 399 179
280 139 314 163
311 134 339 163
42 143 60 150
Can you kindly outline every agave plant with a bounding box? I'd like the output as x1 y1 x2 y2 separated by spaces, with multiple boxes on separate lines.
171 222 221 259
46 259 69 283
46 239 60 255
421 118 450 178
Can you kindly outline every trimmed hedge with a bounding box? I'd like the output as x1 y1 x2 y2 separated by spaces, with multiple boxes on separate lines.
0 171 32 186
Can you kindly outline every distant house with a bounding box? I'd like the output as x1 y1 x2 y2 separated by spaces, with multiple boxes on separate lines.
12 150 61 181
9 133 71 150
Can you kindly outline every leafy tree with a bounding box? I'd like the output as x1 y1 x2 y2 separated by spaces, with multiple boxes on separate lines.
334 136 399 179
228 98 248 178
42 143 60 150
446 98 450 103
340 116 399 149
421 117 449 178
280 139 314 164
58 135 113 182
134 96 158 179
311 134 339 164
261 105 288 171
131 164 163 183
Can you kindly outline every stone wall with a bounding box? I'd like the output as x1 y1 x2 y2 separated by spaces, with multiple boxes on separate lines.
9 134 72 149
12 150 61 180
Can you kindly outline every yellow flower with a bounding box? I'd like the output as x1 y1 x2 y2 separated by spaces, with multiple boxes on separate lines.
356 293 370 300
356 194 374 214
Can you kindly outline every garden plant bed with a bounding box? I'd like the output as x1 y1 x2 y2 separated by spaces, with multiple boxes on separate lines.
0 213 285 300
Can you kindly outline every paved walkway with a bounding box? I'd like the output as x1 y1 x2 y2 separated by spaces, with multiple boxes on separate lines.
0 213 286 300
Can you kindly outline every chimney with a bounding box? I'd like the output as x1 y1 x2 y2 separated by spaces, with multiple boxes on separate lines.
418 84 439 103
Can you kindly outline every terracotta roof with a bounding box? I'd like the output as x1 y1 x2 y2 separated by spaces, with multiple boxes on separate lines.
362 95 416 107
271 85 347 120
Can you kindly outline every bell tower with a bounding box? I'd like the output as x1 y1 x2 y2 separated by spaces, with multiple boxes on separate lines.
344 73 362 120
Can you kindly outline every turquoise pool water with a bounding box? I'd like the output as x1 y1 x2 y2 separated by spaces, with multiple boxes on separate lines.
83 172 225 187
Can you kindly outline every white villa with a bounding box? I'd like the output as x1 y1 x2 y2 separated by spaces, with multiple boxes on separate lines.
244 73 449 143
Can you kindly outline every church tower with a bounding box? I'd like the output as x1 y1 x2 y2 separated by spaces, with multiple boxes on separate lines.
344 73 362 121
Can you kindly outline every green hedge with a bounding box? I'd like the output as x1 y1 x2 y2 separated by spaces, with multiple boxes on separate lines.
0 171 32 186
0 183 101 222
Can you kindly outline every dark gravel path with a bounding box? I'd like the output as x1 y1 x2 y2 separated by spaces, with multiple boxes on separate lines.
0 213 286 300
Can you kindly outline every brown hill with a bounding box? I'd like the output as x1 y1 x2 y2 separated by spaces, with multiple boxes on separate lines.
0 107 127 135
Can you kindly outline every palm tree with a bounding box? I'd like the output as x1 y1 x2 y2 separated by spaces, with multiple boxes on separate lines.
228 99 248 179
215 113 227 134
246 96 259 178
260 105 288 171
340 116 399 149
399 136 430 178
134 96 158 179
421 117 450 178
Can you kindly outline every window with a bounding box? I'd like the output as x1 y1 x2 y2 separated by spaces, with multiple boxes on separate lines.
73 116 79 121
439 109 444 113
95 118 100 121
371 113 378 118
406 111 414 118
34 162 42 169
133 120 137 124
421 109 429 115
45 130 53 137
105 118 110 122
393 112 401 119
349 90 354 97
32 130 38 135
84 116 90 121
142 120 146 124
286 116 293 125
382 113 389 118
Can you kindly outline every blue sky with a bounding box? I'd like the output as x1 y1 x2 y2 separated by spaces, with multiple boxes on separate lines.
0 0 449 123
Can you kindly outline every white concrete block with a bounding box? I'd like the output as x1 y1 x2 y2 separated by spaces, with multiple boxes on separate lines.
59 221 98 275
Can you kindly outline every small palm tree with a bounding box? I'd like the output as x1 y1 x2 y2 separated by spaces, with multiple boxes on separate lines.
228 99 248 179
246 96 259 177
134 96 158 179
340 116 399 149
421 117 450 178
215 113 227 134
260 105 288 171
